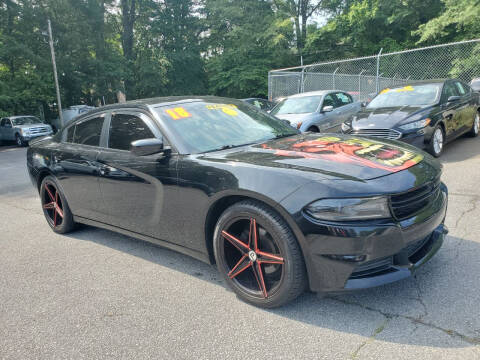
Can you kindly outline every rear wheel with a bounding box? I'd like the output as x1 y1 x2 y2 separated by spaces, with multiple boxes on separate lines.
467 112 479 137
40 176 76 234
428 126 444 157
213 200 307 308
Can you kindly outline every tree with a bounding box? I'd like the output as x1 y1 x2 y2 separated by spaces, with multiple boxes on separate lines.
273 0 324 56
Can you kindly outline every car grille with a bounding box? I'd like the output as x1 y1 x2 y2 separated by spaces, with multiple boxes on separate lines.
390 179 441 220
351 128 402 140
349 257 394 279
29 127 50 134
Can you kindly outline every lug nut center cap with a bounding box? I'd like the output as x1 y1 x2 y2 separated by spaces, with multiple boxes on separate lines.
248 250 257 262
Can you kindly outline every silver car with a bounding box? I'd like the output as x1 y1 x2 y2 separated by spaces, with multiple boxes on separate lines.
0 116 53 146
270 90 362 132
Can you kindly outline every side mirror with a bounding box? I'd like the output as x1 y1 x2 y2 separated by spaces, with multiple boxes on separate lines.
131 138 170 156
322 105 334 113
447 95 461 103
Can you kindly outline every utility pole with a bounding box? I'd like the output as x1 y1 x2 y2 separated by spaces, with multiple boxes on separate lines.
47 19 63 127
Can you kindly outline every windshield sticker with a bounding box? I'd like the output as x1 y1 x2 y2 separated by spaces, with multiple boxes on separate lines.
395 85 414 92
205 104 239 116
165 107 192 120
262 136 423 172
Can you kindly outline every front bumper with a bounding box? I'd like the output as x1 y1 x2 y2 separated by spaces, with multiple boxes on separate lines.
296 183 448 293
21 132 53 141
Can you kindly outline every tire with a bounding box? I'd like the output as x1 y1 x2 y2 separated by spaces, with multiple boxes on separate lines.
213 200 307 308
467 112 479 137
307 126 319 132
15 134 26 147
428 125 445 157
40 176 76 234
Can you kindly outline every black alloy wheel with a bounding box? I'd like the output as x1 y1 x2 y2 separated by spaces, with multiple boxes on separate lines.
15 134 25 147
40 176 75 234
214 201 306 308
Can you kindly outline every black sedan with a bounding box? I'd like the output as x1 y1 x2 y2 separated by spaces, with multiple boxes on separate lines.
27 96 448 308
342 79 479 157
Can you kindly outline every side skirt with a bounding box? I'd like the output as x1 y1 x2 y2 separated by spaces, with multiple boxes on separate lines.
73 215 212 264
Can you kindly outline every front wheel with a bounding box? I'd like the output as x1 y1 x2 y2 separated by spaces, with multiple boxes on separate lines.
467 112 479 137
213 200 307 308
428 126 444 157
15 134 26 147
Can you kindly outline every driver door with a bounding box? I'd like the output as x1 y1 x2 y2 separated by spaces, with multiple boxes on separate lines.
96 110 180 242
0 118 14 140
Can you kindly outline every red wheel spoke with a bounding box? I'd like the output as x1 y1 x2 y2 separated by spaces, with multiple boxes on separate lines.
252 262 268 298
55 204 64 219
228 255 252 279
257 250 284 264
45 185 55 202
43 202 55 210
221 230 250 252
53 208 57 226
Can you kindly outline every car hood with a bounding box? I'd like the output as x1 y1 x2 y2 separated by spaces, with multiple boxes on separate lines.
200 134 431 181
14 124 50 130
274 112 317 124
351 106 427 129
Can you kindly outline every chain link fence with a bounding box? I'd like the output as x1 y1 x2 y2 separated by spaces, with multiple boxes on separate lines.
269 39 480 101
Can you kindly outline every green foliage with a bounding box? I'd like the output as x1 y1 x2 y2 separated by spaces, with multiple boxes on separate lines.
0 0 477 119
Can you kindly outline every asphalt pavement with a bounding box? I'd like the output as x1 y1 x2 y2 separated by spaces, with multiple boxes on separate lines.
1 138 480 359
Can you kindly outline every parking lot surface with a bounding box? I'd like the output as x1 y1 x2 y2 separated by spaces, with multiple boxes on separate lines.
1 139 480 360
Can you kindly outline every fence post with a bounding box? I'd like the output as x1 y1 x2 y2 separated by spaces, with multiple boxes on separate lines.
268 71 272 100
358 69 366 100
376 48 383 93
333 67 339 89
300 67 305 93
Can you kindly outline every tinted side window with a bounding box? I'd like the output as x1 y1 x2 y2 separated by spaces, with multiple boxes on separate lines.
442 82 459 100
0 119 5 127
73 117 104 146
323 94 336 108
108 113 155 151
455 81 468 96
334 92 353 106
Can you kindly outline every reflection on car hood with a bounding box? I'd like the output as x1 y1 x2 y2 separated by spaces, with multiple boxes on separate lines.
201 134 430 181
352 106 427 129
274 112 317 123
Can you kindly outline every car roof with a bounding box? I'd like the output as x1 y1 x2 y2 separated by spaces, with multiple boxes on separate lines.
288 90 342 98
6 115 38 119
70 96 245 123
386 79 450 89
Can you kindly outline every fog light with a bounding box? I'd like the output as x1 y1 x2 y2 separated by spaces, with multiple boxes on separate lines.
325 254 366 262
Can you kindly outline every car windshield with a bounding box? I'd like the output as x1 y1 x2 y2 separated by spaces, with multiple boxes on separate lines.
471 80 480 91
11 116 42 125
155 100 298 154
270 96 321 115
367 84 441 108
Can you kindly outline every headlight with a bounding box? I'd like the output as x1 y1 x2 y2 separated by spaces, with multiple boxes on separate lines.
305 197 391 221
341 122 351 132
399 118 431 131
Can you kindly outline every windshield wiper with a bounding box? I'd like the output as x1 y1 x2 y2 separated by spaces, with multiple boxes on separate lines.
202 142 258 154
